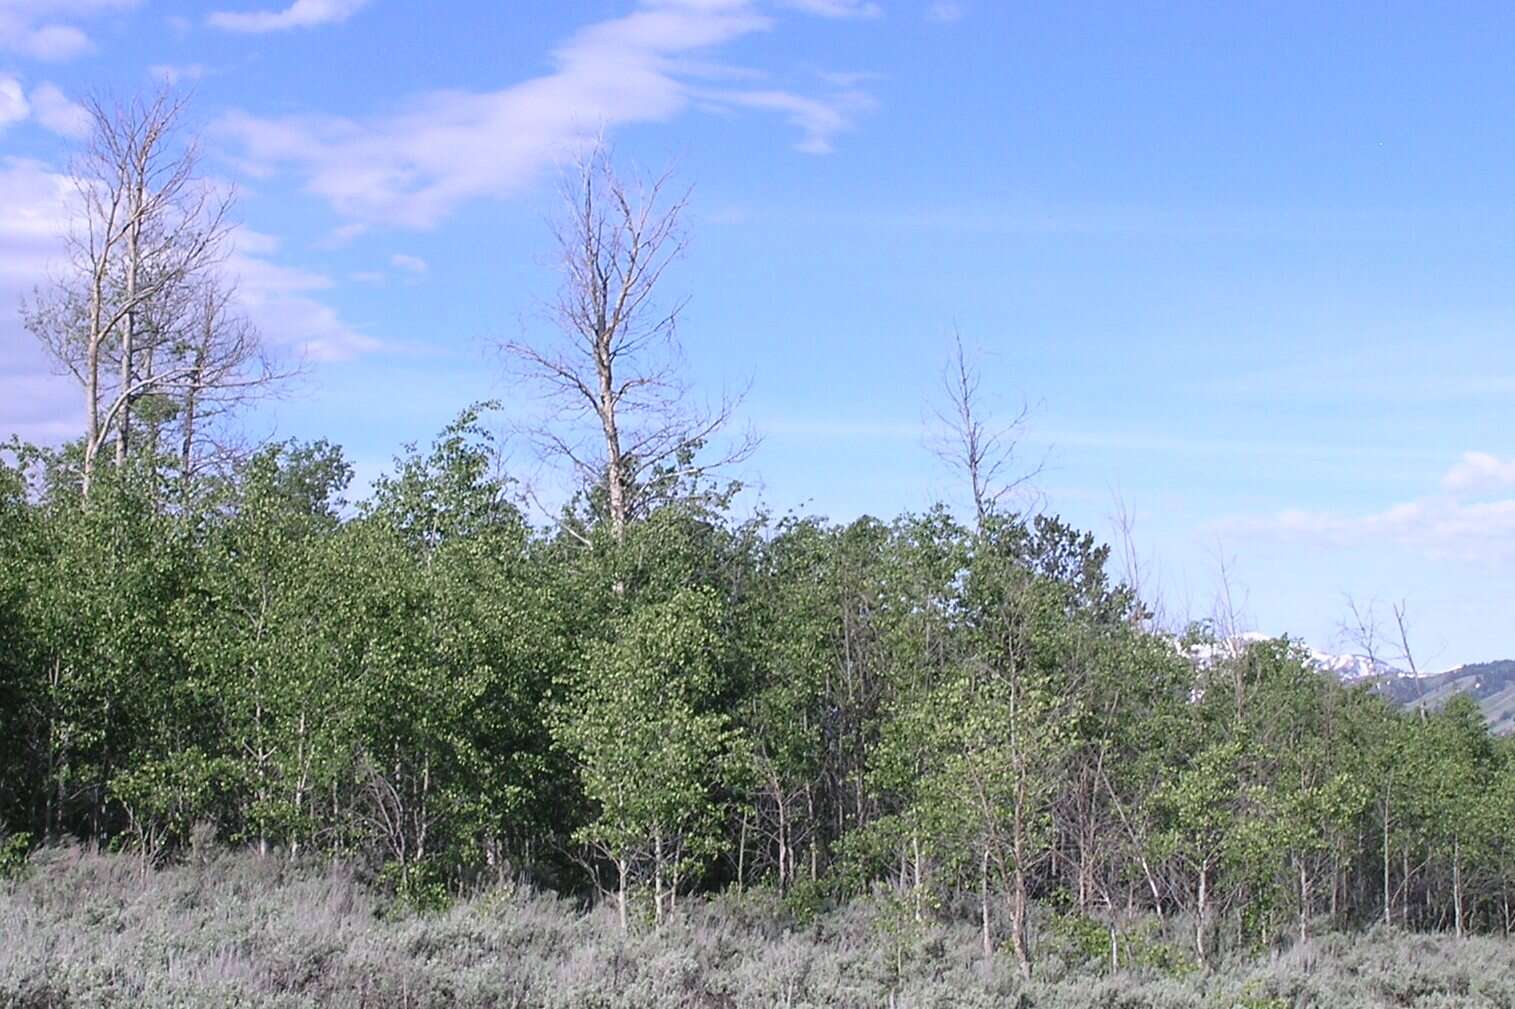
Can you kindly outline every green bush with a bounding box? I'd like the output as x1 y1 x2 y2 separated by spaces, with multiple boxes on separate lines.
0 832 29 880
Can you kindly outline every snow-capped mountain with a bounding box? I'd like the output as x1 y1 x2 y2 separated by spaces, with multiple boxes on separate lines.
1174 630 1515 733
1180 631 1404 681
1304 648 1403 682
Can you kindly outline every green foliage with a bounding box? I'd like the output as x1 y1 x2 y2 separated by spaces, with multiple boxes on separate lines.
0 418 1510 979
556 586 746 909
1048 910 1113 966
0 832 30 880
109 749 239 860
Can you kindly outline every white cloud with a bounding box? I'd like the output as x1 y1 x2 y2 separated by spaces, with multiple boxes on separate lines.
223 232 381 362
208 0 371 33
0 76 29 129
389 253 427 275
709 84 872 153
0 0 139 61
1443 451 1515 494
233 228 282 255
0 77 89 138
780 0 882 17
925 1 964 23
216 0 875 229
149 63 209 85
1217 453 1515 563
29 82 89 137
0 156 81 443
0 157 71 283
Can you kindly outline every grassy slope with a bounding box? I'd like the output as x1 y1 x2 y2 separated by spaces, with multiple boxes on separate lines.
2 848 1513 1009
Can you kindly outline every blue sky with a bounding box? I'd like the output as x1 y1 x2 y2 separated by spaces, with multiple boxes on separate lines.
1 0 1511 667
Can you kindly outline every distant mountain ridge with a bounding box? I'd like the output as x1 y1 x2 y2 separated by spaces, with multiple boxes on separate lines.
1301 647 1515 735
1374 659 1515 735
1195 634 1515 735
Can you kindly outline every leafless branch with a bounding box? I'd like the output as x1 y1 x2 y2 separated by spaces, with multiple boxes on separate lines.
500 138 756 543
928 327 1039 529
21 85 291 495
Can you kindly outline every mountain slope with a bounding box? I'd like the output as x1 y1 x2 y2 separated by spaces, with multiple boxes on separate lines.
1377 659 1515 734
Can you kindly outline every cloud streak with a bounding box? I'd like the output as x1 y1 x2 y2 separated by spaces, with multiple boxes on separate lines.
208 0 371 33
216 0 875 229
1216 452 1515 562
779 0 881 17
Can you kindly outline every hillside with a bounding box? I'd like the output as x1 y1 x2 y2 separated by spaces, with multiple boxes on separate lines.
1377 660 1515 734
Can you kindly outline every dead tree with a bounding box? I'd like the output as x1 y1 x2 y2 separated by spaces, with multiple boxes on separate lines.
502 141 754 544
168 277 285 488
929 328 1036 530
22 87 248 495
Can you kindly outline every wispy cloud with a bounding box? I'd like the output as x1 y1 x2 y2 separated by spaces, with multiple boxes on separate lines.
223 232 380 361
149 63 209 85
925 1 964 23
709 82 873 154
208 0 370 34
216 0 876 229
0 0 139 61
389 253 428 276
1443 450 1515 494
0 76 27 130
780 0 882 18
0 156 84 443
29 82 89 137
1215 452 1515 562
0 156 71 282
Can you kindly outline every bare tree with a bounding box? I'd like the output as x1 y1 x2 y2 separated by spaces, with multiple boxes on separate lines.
21 87 268 495
928 329 1038 530
502 141 755 544
1339 595 1386 675
169 277 286 486
1109 492 1169 631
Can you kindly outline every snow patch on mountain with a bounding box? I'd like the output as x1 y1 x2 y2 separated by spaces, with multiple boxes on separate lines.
1305 648 1403 681
1178 630 1408 681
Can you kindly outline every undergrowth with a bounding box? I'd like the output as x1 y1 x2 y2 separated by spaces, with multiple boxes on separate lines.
0 847 1509 1009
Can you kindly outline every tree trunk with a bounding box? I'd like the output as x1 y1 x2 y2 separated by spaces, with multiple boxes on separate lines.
1009 860 1031 980
979 847 993 962
83 286 104 496
1402 844 1411 928
1195 862 1210 968
911 830 923 922
596 344 627 544
1383 796 1392 928
116 218 139 467
736 809 748 895
653 827 665 927
776 782 789 893
1298 857 1311 944
1453 837 1464 939
617 857 629 932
